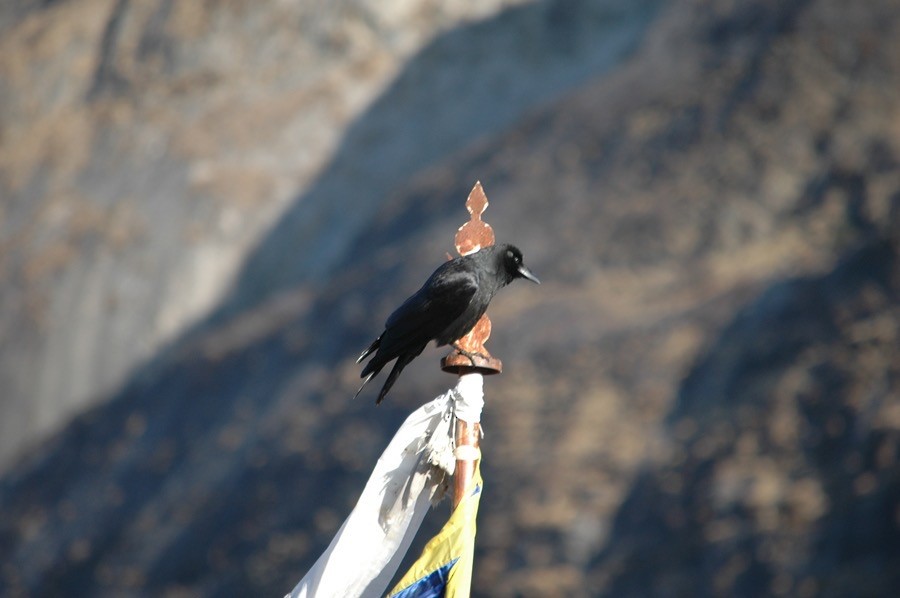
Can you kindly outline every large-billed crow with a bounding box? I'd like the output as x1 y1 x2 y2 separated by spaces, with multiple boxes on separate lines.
356 243 540 404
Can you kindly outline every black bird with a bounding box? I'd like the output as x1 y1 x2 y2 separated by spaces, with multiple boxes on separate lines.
356 243 540 404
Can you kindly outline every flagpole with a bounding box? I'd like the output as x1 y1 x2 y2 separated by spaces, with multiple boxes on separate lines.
441 181 502 508
382 182 502 597
289 183 506 598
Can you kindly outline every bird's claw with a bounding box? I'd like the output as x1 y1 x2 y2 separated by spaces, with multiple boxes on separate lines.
452 343 488 366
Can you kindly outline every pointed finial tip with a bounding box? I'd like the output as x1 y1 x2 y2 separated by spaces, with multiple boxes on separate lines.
465 182 489 219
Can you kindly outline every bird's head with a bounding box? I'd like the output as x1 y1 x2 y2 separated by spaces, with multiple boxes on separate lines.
499 244 540 285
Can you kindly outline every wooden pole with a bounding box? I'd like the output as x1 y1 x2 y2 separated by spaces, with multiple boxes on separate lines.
441 181 502 508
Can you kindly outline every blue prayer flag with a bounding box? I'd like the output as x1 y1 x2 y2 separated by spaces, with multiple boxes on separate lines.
388 464 483 598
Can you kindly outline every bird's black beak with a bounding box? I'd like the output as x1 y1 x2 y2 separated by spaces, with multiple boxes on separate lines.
517 264 540 284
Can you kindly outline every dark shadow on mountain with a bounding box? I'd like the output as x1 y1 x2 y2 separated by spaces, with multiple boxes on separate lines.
0 1 667 596
587 236 900 597
210 0 665 320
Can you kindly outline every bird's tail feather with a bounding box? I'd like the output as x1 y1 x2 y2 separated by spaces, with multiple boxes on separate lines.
356 336 381 364
376 353 414 405
354 371 376 400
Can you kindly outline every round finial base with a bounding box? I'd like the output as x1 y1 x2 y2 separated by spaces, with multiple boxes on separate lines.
440 352 502 375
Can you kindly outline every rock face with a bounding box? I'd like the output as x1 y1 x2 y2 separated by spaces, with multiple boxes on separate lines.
588 239 900 597
0 0 663 466
1 0 899 596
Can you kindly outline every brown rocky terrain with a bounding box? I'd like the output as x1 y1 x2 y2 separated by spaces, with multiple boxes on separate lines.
1 0 898 596
0 0 662 466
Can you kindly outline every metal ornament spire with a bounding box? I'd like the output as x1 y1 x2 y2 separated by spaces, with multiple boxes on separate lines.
441 181 503 375
442 181 500 508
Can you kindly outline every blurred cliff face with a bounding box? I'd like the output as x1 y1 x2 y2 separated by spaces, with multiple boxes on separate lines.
2 0 899 596
0 0 661 466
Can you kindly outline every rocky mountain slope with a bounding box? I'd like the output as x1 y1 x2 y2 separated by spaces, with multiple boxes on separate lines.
1 0 899 596
0 0 662 466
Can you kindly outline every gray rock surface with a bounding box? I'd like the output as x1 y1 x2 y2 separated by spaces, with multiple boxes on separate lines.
1 0 898 596
0 0 663 466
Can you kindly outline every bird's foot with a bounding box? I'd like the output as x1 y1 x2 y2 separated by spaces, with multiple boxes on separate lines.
452 343 488 367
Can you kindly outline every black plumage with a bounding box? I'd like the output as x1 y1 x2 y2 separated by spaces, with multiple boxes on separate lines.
356 243 540 404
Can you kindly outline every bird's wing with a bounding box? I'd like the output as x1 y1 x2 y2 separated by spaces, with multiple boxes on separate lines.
381 263 478 350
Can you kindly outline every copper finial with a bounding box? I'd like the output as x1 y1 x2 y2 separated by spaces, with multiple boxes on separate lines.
441 182 503 375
